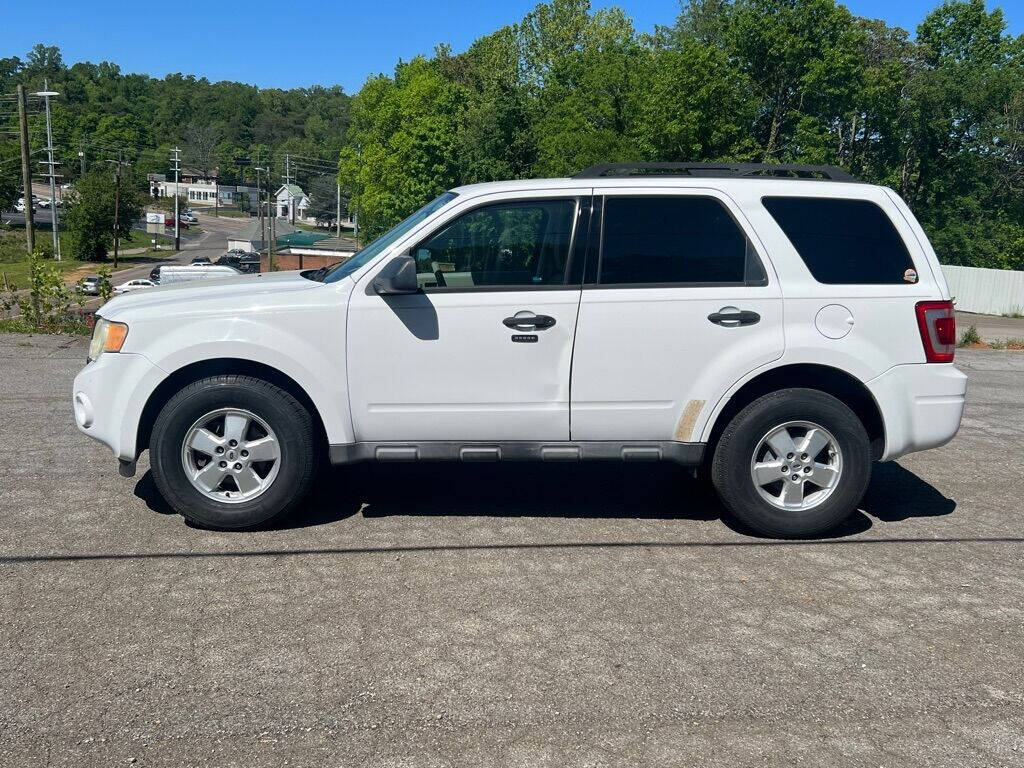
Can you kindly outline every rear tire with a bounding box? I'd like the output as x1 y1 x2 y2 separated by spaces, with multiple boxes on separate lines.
711 388 871 538
150 375 317 529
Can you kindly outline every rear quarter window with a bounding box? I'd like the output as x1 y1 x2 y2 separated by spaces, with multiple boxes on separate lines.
761 197 916 285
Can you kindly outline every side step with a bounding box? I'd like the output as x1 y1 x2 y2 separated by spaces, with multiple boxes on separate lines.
329 441 704 466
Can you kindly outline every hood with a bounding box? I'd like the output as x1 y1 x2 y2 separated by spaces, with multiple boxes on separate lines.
99 270 323 320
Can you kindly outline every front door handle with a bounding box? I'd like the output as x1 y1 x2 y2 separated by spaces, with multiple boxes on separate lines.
708 307 760 327
503 312 556 330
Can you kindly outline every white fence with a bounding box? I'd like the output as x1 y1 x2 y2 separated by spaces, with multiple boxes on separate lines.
942 264 1024 316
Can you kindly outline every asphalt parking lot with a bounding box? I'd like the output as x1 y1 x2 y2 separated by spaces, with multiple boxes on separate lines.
1 333 1022 767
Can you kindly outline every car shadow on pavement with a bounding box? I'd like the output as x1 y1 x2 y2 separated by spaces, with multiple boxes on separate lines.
858 461 956 523
132 458 955 538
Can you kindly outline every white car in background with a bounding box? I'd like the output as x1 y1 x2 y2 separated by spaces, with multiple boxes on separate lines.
113 279 157 295
72 162 967 537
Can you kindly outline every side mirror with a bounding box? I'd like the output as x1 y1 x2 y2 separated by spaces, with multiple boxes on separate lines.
372 255 419 295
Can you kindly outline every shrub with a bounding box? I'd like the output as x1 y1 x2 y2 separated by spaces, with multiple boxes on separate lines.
957 325 981 347
0 246 88 334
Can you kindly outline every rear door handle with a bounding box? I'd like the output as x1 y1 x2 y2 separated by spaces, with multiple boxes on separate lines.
503 312 556 330
708 307 760 327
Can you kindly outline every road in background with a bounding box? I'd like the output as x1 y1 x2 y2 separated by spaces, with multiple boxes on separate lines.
93 213 249 287
0 339 1021 767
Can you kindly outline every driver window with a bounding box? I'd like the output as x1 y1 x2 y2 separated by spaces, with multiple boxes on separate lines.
413 199 576 290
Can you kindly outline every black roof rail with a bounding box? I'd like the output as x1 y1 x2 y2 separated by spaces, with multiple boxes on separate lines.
572 162 861 182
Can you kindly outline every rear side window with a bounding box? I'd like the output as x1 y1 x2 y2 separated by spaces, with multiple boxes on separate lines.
762 197 915 284
599 196 765 286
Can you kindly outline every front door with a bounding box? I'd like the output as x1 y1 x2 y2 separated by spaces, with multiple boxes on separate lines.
346 193 587 442
570 189 785 441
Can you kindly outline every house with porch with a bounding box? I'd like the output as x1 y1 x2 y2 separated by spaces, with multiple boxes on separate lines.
275 184 310 223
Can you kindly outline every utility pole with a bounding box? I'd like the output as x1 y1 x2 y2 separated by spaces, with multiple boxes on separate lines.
16 85 34 255
354 143 362 246
267 164 275 272
34 81 61 260
336 182 341 238
254 165 266 252
107 152 130 269
79 147 85 176
170 147 181 251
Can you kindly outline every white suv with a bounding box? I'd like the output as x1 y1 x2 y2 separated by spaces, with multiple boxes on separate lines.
72 163 967 537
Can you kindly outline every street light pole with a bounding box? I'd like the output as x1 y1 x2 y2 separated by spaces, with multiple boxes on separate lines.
33 81 61 260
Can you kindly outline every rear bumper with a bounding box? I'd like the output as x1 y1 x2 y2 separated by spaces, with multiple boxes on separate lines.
867 363 967 461
72 352 166 462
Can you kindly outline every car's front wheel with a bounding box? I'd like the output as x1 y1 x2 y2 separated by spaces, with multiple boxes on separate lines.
149 375 317 529
711 388 871 538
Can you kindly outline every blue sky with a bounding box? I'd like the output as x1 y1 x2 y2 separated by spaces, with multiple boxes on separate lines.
3 0 1021 93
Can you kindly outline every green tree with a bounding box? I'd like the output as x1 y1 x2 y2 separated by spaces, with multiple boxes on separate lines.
725 0 864 160
339 57 467 239
306 174 340 225
63 168 143 261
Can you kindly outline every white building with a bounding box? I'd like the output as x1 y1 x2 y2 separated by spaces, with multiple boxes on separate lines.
275 184 310 222
154 168 259 209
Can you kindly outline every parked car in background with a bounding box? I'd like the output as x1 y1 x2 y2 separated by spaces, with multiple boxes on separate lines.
155 264 241 285
164 215 189 229
113 279 156 295
190 257 212 265
73 162 967 538
216 252 261 273
37 198 51 208
181 212 198 223
14 198 34 213
78 276 102 296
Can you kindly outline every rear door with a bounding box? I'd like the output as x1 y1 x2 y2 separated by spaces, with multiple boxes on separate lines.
570 188 784 441
346 191 589 442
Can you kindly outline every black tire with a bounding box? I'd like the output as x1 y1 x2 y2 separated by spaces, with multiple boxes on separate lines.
149 375 317 529
711 388 871 538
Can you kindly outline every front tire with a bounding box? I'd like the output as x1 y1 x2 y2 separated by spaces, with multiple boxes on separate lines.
149 375 317 529
711 388 871 538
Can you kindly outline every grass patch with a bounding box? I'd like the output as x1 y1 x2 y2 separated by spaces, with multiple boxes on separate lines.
0 229 174 287
957 324 981 347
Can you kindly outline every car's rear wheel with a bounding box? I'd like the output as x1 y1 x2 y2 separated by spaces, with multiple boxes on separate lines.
149 375 316 529
711 388 871 538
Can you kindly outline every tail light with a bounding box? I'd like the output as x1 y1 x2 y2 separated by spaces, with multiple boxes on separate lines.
915 300 956 362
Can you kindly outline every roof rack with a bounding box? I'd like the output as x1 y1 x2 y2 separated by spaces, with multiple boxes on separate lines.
572 162 860 182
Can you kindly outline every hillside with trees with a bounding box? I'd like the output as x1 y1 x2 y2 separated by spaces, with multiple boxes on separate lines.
2 0 1023 269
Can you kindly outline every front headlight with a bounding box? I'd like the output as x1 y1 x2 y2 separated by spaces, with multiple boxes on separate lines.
88 318 129 362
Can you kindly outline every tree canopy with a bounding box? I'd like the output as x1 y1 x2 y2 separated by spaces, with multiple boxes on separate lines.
2 0 1023 268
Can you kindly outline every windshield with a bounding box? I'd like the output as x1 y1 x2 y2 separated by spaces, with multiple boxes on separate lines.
320 191 458 283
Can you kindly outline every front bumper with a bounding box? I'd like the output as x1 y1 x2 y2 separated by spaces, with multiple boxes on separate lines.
72 351 166 461
866 363 968 461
